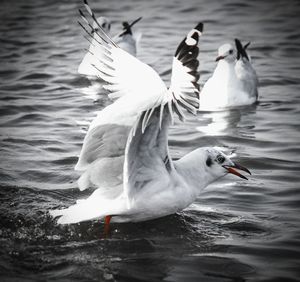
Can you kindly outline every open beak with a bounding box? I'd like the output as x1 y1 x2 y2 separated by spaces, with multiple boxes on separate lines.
215 55 225 62
223 162 251 180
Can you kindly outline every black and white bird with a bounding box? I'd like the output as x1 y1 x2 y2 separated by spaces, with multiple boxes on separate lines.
50 2 250 225
199 40 258 110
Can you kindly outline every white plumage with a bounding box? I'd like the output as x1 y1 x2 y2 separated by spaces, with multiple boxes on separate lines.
199 40 258 111
78 15 142 77
50 3 251 225
78 16 112 77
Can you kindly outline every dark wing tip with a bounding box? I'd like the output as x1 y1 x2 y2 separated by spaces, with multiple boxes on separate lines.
244 41 251 50
195 22 204 33
174 23 203 57
187 22 204 45
78 8 85 17
119 17 142 37
235 38 249 61
171 23 203 115
131 16 142 27
235 38 242 60
235 38 243 51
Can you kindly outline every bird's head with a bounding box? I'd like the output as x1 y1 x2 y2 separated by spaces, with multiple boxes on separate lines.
93 17 111 33
215 43 236 63
204 147 251 181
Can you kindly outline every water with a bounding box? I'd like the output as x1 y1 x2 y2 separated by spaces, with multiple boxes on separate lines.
1 0 300 281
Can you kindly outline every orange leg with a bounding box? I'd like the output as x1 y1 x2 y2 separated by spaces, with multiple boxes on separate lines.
104 215 112 235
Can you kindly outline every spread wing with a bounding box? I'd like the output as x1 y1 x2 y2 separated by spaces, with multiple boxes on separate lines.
169 23 202 119
124 104 173 204
75 1 168 192
78 1 166 101
123 23 203 203
76 1 203 195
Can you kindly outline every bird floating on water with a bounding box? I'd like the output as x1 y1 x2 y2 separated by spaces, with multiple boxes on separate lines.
78 9 142 76
199 39 258 111
50 1 251 227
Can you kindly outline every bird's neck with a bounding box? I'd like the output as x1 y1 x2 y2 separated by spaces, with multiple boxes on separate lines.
214 59 236 79
174 148 215 196
214 60 243 102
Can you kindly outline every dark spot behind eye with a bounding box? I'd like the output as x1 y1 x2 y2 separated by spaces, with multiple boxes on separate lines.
206 157 212 167
216 155 225 163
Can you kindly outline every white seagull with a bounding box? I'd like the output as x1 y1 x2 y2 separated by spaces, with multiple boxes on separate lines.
50 2 251 226
234 38 258 103
199 40 258 111
78 1 142 77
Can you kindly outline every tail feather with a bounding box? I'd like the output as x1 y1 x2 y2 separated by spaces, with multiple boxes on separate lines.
50 201 105 224
50 196 124 224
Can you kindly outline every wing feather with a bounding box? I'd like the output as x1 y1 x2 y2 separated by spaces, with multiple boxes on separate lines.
124 104 173 204
123 22 203 203
76 2 203 197
79 2 167 102
75 1 169 192
169 23 203 116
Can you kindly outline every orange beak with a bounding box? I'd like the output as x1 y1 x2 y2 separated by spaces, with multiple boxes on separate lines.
223 162 251 180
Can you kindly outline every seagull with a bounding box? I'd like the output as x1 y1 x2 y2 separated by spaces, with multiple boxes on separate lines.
199 43 240 110
50 1 251 226
77 5 142 77
234 38 258 103
199 40 258 111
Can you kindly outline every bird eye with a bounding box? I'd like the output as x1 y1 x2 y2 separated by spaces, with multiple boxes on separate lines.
102 23 106 28
229 49 233 54
216 155 225 163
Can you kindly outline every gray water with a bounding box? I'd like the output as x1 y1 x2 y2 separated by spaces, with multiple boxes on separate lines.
1 0 300 281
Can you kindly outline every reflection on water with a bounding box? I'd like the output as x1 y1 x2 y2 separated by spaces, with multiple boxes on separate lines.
79 80 103 102
197 110 234 136
196 105 257 138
